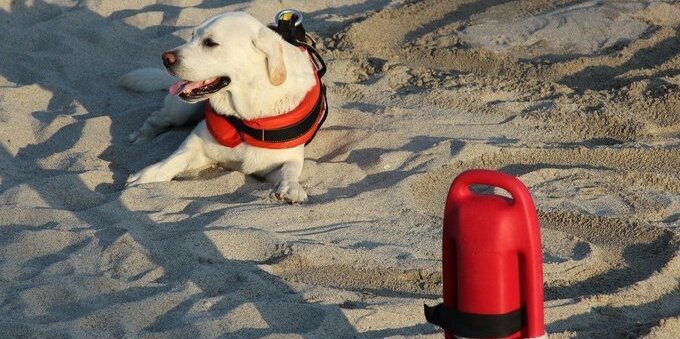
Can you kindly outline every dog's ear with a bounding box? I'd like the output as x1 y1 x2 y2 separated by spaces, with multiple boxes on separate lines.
253 27 287 86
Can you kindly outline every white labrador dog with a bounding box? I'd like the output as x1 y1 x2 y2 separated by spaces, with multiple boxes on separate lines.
120 12 322 203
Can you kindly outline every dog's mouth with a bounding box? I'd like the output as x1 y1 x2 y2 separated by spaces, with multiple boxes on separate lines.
169 76 231 101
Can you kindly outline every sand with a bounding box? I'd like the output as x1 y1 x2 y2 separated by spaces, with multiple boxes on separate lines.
0 0 678 337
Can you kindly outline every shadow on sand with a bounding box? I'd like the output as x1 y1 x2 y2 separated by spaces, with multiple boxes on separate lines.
0 1 437 336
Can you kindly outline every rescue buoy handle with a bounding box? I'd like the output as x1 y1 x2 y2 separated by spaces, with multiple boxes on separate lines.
448 169 532 208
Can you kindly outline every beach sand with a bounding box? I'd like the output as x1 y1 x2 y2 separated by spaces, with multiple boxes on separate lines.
0 0 678 337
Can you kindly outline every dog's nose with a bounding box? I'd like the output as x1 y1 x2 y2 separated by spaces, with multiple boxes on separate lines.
162 51 178 67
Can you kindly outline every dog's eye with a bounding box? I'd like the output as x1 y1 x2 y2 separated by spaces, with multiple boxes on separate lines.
203 38 218 47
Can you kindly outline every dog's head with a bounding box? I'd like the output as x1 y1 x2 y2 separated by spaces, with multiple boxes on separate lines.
163 12 287 102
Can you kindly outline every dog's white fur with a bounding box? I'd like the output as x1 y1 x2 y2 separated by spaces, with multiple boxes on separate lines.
121 12 318 203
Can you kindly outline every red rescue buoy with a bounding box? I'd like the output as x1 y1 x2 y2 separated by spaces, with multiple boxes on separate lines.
425 169 545 339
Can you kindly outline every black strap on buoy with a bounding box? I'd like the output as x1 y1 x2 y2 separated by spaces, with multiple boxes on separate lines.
424 303 527 338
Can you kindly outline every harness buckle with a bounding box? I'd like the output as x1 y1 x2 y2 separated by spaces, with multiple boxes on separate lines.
275 9 303 27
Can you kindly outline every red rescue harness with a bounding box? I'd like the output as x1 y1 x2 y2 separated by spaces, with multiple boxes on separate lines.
204 68 326 149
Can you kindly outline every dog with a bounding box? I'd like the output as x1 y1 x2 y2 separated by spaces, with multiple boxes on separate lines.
119 12 326 203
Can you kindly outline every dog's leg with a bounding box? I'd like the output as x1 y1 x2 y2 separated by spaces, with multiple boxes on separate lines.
129 94 202 144
268 159 307 203
127 132 214 186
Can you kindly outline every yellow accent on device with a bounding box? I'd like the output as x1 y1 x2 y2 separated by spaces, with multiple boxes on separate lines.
281 12 294 21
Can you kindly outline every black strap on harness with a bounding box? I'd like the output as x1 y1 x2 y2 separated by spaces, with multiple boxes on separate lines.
424 303 527 338
224 84 325 144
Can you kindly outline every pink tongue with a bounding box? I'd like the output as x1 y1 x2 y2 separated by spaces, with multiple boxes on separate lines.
169 78 219 96
169 81 189 96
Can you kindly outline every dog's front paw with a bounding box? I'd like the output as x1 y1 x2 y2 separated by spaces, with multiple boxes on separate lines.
128 120 167 144
271 180 307 203
127 130 145 144
128 129 155 145
126 164 169 187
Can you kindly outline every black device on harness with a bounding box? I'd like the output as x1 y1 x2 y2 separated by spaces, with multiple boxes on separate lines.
270 9 326 78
